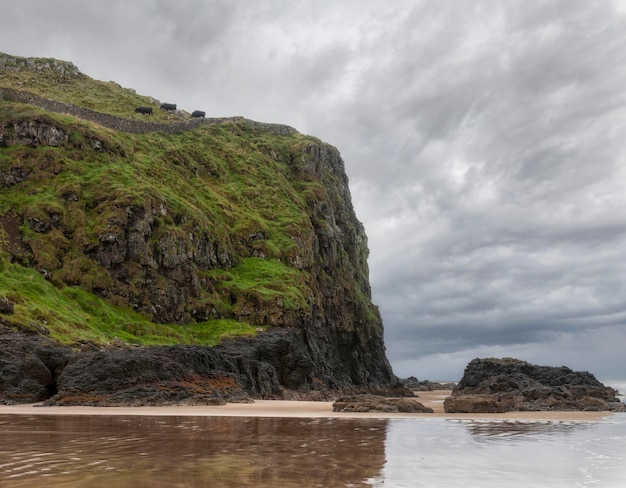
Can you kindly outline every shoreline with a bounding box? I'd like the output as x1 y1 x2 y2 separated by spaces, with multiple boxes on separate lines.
0 391 615 421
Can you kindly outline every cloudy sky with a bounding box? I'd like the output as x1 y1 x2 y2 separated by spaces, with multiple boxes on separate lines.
2 0 626 382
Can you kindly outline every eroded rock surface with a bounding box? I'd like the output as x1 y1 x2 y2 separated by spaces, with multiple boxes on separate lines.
0 325 73 404
401 376 456 391
333 394 433 413
0 323 408 406
444 358 625 413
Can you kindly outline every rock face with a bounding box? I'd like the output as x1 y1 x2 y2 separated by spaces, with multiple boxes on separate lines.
333 394 433 413
0 119 69 148
50 328 396 406
0 325 73 404
46 343 275 406
444 358 625 413
401 376 456 391
0 54 80 77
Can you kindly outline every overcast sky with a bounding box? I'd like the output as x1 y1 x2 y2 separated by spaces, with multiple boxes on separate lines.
2 0 626 382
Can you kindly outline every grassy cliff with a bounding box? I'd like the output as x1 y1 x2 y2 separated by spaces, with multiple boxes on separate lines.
0 53 379 353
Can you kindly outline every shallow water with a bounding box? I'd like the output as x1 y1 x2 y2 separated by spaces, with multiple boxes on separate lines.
1 414 625 487
374 416 626 487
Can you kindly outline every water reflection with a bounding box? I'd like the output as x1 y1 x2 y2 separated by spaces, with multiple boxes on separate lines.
2 415 624 487
0 415 388 487
375 417 626 488
455 418 592 438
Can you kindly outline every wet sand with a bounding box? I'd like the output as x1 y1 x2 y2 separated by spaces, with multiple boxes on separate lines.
0 391 612 421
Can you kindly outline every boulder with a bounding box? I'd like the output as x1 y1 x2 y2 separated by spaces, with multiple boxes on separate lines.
0 326 74 404
333 394 434 413
44 343 281 406
0 296 15 314
401 376 456 391
444 358 625 413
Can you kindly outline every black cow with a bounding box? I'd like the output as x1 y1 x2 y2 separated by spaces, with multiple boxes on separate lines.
134 107 153 115
191 110 206 118
160 103 177 111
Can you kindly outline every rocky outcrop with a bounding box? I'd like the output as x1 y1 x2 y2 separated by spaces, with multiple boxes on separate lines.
0 323 405 406
333 394 433 413
0 118 69 148
401 376 456 391
444 358 625 413
0 324 73 404
0 54 80 77
45 343 278 406
0 297 14 314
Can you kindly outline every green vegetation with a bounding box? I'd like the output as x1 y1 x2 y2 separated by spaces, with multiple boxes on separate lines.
0 255 258 345
211 257 310 311
0 103 315 260
1 52 178 120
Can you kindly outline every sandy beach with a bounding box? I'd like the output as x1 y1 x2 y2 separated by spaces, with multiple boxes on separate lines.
0 391 612 421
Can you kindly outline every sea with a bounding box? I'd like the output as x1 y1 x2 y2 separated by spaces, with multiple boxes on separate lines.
1 382 625 488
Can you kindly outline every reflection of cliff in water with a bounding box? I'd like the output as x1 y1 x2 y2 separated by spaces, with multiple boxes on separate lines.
0 415 389 487
456 419 593 439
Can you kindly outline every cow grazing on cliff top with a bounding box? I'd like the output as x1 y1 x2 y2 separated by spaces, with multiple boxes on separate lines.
191 110 206 118
160 103 177 111
134 107 153 115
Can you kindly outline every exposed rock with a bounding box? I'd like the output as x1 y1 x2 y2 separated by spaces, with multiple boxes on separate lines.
0 297 15 314
401 376 456 391
40 327 408 406
333 394 433 413
0 54 80 76
2 132 396 398
0 322 408 406
0 119 68 147
215 324 402 398
43 342 280 406
0 325 73 404
444 358 625 413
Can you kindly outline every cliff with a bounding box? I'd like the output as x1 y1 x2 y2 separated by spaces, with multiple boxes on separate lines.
0 53 398 405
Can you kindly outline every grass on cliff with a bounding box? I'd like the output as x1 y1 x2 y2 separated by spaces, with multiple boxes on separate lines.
1 55 377 346
1 55 181 120
0 103 314 263
0 102 319 345
0 254 260 346
209 257 309 311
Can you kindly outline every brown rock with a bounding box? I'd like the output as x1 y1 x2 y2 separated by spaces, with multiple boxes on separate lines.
333 394 434 413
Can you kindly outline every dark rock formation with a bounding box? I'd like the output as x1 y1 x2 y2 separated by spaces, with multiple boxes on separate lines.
333 394 433 413
42 327 407 406
45 344 274 406
0 324 73 404
401 376 456 391
0 118 69 147
444 358 625 413
0 296 14 314
1 53 401 405
0 324 406 406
